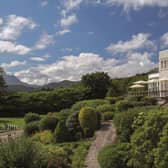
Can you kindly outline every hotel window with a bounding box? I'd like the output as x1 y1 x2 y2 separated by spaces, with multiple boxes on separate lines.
164 60 167 69
161 61 164 69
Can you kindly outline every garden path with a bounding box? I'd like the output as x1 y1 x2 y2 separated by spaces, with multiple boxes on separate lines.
84 121 117 168
0 130 23 142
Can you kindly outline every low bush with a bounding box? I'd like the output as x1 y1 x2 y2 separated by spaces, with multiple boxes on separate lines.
0 138 42 168
96 104 115 113
102 112 114 121
40 145 71 168
96 111 102 129
71 99 108 112
115 99 134 112
32 130 53 144
154 123 168 168
113 109 140 142
40 115 58 132
66 111 83 140
54 121 71 143
72 142 91 168
78 107 98 137
24 112 41 124
128 109 168 168
24 121 40 136
98 143 130 168
143 96 157 106
105 96 123 104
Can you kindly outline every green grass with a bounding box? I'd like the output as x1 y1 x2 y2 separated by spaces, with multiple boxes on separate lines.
0 118 25 129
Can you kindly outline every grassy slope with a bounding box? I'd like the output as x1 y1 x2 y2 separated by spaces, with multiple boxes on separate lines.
0 117 25 128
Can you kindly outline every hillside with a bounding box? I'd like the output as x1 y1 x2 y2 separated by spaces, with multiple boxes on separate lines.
3 74 79 92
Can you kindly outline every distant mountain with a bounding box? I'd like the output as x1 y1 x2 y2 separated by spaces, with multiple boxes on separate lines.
3 68 157 92
3 74 79 92
3 74 29 86
42 80 79 89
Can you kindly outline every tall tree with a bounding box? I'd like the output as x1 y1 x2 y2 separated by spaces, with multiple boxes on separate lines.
0 67 5 98
81 72 111 99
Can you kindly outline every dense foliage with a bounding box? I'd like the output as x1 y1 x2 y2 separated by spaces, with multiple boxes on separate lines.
100 107 168 168
40 114 58 132
0 68 5 90
54 121 71 143
81 72 111 98
78 107 98 137
24 121 40 136
24 112 41 123
0 138 42 168
98 143 130 168
0 84 87 116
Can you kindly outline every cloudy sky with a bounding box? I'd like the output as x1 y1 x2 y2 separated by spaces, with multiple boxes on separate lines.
0 0 168 85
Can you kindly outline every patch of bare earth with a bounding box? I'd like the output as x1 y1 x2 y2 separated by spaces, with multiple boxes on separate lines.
84 122 117 168
0 130 23 142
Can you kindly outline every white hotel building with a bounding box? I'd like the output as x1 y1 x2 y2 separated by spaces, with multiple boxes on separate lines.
131 50 168 97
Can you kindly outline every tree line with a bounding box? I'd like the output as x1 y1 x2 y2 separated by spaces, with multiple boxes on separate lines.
0 67 149 117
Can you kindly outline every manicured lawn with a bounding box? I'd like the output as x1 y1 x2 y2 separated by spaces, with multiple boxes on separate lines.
0 118 25 129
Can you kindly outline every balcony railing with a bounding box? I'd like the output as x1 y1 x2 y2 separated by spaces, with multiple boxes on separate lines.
128 90 168 98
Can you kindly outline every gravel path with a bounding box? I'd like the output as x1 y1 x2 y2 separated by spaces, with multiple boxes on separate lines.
0 130 23 142
84 122 117 168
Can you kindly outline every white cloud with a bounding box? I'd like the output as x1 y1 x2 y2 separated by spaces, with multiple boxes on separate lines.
0 18 3 25
0 40 31 55
1 60 26 69
103 0 168 11
14 52 155 85
41 1 48 7
58 1 81 35
0 15 37 41
62 0 83 13
161 32 168 49
34 32 55 50
57 29 71 36
30 54 50 62
30 57 46 62
60 14 78 28
106 33 156 54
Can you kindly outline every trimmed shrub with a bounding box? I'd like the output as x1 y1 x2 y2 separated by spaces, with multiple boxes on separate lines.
115 99 134 112
24 112 41 124
32 131 53 144
66 111 83 140
102 112 114 121
47 156 70 168
78 107 98 137
0 138 42 168
154 123 168 168
40 145 71 168
96 112 102 129
143 96 157 106
105 97 123 104
40 115 58 132
72 142 91 168
71 99 108 112
98 143 130 168
54 121 71 143
96 104 115 113
113 109 140 142
24 121 40 136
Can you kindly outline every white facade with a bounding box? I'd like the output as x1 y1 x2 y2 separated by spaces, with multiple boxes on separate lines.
148 73 159 92
148 50 168 97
